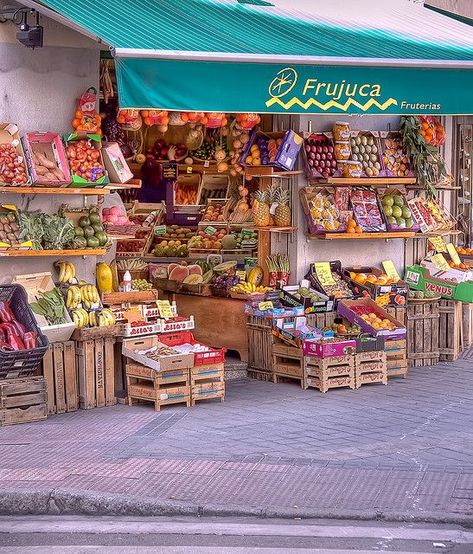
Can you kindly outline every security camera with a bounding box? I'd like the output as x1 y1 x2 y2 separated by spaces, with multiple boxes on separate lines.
0 6 43 49
16 24 43 49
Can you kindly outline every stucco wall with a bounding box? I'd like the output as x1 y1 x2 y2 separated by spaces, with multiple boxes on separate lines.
0 1 101 283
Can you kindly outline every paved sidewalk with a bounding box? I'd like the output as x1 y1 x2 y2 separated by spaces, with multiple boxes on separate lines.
0 359 473 522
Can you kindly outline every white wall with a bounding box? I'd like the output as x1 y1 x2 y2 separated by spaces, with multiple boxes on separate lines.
0 1 101 283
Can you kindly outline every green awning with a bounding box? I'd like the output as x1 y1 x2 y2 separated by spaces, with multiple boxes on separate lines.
35 0 473 114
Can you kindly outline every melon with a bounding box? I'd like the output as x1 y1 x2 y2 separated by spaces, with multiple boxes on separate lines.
168 263 180 274
169 265 189 281
183 274 203 284
187 264 203 276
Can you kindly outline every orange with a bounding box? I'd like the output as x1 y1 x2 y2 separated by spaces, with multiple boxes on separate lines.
346 227 356 234
72 118 81 129
355 226 363 234
75 110 83 119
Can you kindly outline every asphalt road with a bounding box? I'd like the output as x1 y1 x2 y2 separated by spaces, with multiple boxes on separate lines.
0 515 472 553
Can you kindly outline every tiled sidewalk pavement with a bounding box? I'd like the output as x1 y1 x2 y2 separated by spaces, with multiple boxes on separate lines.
1 359 473 520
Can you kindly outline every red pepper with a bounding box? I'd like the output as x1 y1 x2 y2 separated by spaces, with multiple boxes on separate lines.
23 331 37 350
10 319 26 338
0 301 14 323
0 339 14 351
1 323 25 350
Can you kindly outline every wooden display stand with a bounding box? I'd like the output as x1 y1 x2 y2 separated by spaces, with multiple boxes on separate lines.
0 376 47 426
76 338 116 409
272 340 305 388
439 300 462 361
462 303 473 350
355 351 387 388
41 341 78 415
406 300 440 367
169 293 248 362
305 354 355 393
247 316 274 374
126 362 190 411
384 339 408 378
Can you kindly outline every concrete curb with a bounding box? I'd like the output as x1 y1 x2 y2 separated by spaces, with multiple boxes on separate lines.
1 489 473 526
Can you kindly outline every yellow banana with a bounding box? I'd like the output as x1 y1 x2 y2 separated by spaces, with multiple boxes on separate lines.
68 262 76 282
58 262 66 284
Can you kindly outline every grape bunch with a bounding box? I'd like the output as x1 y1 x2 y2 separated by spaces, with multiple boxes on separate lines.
214 274 240 290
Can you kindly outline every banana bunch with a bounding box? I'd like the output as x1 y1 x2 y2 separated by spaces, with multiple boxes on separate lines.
71 308 90 328
80 285 100 308
231 282 273 294
66 285 82 309
56 261 76 284
97 308 116 327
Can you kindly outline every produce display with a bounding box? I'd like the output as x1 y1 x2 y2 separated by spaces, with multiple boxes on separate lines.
132 279 153 291
65 136 107 184
188 227 229 251
418 116 446 146
146 138 187 162
152 238 188 258
0 300 38 350
380 134 411 177
359 311 397 331
30 287 67 326
18 211 75 251
349 133 381 177
28 147 66 183
191 135 228 162
201 202 225 222
0 210 21 246
350 189 386 232
230 282 272 296
380 191 417 231
408 196 451 233
304 189 344 233
102 206 130 226
117 239 147 254
175 178 199 205
70 207 109 249
245 136 282 166
0 143 28 185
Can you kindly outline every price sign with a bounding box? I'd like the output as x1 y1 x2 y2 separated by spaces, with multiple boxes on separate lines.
162 162 177 179
236 270 247 282
186 166 193 174
314 262 336 286
382 260 401 282
123 310 142 323
204 226 217 236
431 253 451 272
258 301 273 311
154 225 167 236
447 243 461 265
428 236 447 253
157 300 174 319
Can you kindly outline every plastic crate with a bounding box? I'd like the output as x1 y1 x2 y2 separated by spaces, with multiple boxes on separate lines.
0 285 49 379
160 330 226 366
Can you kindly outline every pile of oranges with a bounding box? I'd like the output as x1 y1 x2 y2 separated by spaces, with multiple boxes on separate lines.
349 272 398 286
346 219 363 234
456 246 473 256
448 261 471 270
360 312 397 331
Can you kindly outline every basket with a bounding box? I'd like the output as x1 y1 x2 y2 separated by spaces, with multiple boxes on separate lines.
0 285 49 379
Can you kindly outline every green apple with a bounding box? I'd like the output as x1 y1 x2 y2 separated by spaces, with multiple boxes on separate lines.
405 218 414 228
402 207 412 219
383 195 394 207
387 216 397 224
383 206 393 217
393 195 404 207
396 217 406 228
392 205 403 218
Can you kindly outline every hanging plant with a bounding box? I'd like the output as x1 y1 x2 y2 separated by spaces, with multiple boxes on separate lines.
400 116 447 197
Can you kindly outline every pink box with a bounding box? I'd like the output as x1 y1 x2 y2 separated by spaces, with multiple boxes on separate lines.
22 132 71 186
303 339 356 358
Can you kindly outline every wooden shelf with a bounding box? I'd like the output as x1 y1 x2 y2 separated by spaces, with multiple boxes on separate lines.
254 226 297 233
0 180 141 195
308 231 416 241
0 249 106 257
406 185 461 191
106 179 142 191
244 168 303 178
412 230 462 238
313 177 417 186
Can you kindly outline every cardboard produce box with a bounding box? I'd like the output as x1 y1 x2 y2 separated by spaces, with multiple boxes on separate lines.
404 264 473 303
344 266 408 308
0 123 29 185
64 133 109 187
22 132 71 186
13 272 74 343
102 142 133 184
240 130 303 171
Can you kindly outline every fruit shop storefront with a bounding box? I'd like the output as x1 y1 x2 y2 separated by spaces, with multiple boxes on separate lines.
2 0 473 425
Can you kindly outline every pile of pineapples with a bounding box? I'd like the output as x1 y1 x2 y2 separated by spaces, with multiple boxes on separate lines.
253 183 292 227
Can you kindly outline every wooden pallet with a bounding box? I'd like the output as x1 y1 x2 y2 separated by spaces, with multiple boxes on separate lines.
247 368 273 382
439 300 463 362
0 376 48 426
41 341 78 415
306 374 355 393
384 339 408 379
407 300 440 367
126 362 190 411
76 338 116 410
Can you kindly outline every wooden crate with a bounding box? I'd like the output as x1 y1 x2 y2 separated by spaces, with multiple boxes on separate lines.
247 319 274 372
247 368 274 382
355 350 386 364
384 339 408 379
385 307 406 326
355 371 388 388
462 303 473 350
191 362 224 383
306 312 337 329
306 374 355 393
0 376 47 426
77 338 116 410
191 380 225 405
126 362 190 411
439 300 463 362
406 300 440 367
305 354 354 375
272 353 305 388
42 341 78 415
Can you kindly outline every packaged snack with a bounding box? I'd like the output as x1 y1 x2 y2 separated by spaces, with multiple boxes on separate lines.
350 188 386 232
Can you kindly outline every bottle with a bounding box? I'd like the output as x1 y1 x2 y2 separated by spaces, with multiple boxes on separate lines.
123 270 132 292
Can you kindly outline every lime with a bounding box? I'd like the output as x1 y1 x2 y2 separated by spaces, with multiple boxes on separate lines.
87 236 100 248
383 195 394 207
74 226 84 237
392 205 403 219
83 226 95 238
79 216 91 228
383 206 393 217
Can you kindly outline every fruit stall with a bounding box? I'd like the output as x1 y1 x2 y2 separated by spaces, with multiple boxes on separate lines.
4 0 473 424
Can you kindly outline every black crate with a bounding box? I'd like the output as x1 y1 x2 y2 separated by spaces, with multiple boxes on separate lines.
0 285 48 379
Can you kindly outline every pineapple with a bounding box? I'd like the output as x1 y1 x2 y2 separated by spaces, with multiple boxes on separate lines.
253 189 271 227
275 187 292 227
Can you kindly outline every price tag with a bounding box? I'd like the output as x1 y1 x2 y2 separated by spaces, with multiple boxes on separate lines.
428 236 447 253
241 229 255 238
236 270 247 282
258 301 273 311
186 166 193 174
162 162 177 179
382 260 401 282
314 262 336 286
204 226 217 236
154 225 167 236
204 160 210 168
123 310 142 323
431 253 451 272
156 300 174 319
447 243 461 265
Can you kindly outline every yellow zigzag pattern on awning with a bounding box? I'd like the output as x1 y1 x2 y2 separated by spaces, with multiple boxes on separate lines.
265 96 398 111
